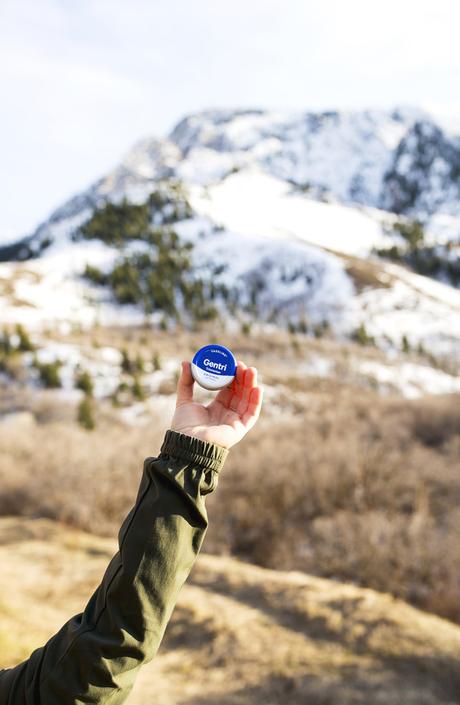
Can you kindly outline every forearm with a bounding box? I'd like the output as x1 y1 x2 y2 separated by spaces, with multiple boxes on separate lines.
0 430 228 705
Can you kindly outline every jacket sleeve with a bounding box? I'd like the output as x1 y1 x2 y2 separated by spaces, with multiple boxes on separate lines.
0 429 228 705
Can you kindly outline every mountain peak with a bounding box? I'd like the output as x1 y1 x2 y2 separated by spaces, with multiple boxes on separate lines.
1 105 459 362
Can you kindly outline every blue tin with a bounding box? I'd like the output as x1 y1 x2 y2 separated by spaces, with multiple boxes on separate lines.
191 344 237 390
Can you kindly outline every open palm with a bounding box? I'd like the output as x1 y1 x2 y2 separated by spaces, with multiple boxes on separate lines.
170 360 263 449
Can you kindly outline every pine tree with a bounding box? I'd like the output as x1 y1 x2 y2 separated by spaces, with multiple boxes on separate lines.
0 329 12 356
78 396 95 430
34 359 62 388
352 323 375 347
402 335 411 354
16 324 34 352
132 376 145 401
152 352 162 371
121 349 132 374
75 369 94 396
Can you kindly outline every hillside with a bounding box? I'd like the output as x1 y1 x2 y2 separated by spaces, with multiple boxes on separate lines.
0 107 459 365
1 516 460 705
1 326 459 624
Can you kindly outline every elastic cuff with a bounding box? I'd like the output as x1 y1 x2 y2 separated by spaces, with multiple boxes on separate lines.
160 430 229 472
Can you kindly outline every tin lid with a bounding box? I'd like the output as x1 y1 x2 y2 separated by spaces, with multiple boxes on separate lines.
191 344 237 390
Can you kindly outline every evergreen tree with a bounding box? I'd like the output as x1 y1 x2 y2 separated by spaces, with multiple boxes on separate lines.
152 352 162 371
78 396 95 430
75 369 94 396
80 196 224 327
352 323 375 347
80 199 151 247
0 329 12 356
16 324 34 352
121 349 133 374
34 359 62 388
132 376 145 401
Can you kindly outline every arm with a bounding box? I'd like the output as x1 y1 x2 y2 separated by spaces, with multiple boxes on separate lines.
0 360 262 705
0 430 227 705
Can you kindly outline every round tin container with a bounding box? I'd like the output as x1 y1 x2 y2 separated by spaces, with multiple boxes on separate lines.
191 344 237 391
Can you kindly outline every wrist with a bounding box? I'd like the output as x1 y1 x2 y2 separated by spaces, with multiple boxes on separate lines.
170 424 233 449
160 429 229 472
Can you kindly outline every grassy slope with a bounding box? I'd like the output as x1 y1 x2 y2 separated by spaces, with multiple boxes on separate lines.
1 517 460 705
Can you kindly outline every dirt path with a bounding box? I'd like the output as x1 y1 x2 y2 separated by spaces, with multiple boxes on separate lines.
2 517 460 705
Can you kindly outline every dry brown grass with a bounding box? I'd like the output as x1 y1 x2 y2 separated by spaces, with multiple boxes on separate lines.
0 410 166 535
205 391 460 623
2 517 460 705
1 386 459 625
342 254 395 292
1 324 459 624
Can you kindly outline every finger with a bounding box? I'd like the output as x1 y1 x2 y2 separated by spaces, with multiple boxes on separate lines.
235 367 257 414
229 361 247 411
176 361 194 406
213 385 233 408
234 361 247 391
241 386 263 429
214 361 248 410
242 366 257 402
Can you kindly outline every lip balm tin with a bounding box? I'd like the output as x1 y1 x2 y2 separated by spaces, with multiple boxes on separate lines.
191 344 237 391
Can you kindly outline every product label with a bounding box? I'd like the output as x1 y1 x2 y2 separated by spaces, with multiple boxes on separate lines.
203 358 227 372
191 344 237 390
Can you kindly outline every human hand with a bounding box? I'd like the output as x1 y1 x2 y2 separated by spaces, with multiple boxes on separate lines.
170 360 263 449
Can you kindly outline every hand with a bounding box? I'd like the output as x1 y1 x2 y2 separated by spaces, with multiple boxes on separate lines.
170 360 263 449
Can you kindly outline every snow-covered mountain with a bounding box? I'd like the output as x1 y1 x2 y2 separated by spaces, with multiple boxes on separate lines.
1 107 459 367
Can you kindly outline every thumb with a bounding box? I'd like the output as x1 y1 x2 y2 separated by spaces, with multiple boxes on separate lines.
176 361 194 406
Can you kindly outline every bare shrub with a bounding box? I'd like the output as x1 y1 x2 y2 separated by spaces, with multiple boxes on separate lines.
1 387 459 623
205 392 460 622
0 415 166 535
410 396 460 447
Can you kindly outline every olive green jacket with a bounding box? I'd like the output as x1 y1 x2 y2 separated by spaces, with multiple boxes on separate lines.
0 430 228 704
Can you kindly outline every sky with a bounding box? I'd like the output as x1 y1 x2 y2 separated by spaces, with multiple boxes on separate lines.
1 0 460 241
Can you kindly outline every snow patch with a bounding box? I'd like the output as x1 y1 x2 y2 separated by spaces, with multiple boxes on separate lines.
190 169 389 257
356 359 460 398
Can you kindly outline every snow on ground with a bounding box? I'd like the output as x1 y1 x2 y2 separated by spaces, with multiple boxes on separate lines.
0 148 458 377
3 327 458 433
119 395 176 427
187 168 460 359
39 211 93 254
186 221 355 330
26 342 123 398
264 110 406 206
350 265 460 359
355 359 460 398
294 349 459 398
1 107 458 411
33 339 460 403
190 168 390 257
169 108 420 208
385 262 460 308
251 354 460 413
19 339 182 407
0 240 146 331
1 195 459 364
0 219 354 334
176 148 238 186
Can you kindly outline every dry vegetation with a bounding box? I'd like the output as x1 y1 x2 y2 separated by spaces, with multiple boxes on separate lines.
208 389 460 623
1 517 460 705
1 323 460 703
1 343 459 625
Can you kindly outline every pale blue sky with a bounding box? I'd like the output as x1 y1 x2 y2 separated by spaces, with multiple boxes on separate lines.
1 0 460 240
